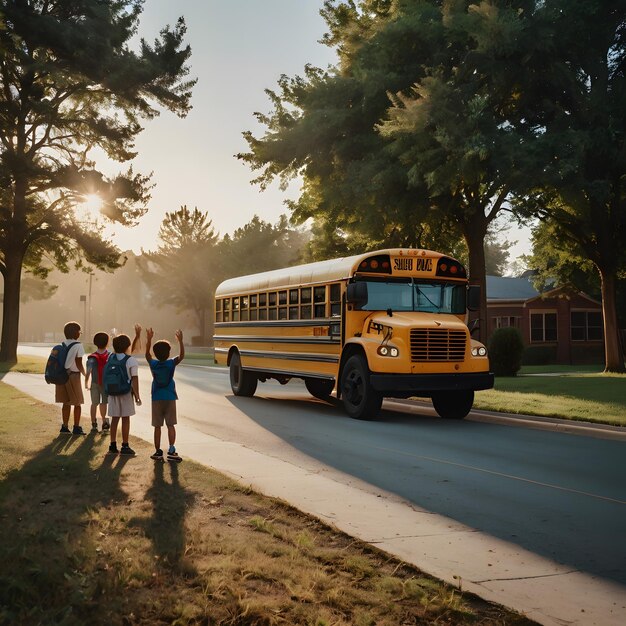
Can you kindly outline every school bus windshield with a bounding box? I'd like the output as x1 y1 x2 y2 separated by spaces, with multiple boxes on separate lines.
357 278 466 315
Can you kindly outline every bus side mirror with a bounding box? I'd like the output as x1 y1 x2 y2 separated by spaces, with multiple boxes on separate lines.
347 282 368 309
467 285 481 311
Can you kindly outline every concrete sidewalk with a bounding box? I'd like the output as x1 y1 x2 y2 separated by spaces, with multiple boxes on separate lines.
4 371 626 626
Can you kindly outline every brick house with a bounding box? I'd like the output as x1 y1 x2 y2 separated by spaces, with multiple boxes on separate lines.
485 275 605 365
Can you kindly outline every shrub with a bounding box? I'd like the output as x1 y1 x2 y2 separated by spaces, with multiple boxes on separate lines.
488 327 525 376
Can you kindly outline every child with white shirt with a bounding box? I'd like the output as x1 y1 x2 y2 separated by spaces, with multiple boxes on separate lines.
105 333 142 455
55 321 87 436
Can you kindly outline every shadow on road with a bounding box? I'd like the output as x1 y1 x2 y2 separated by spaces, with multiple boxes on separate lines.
227 387 626 587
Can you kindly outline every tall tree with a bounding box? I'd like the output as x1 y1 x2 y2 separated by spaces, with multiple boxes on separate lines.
139 206 219 343
516 1 626 372
0 0 194 362
240 1 536 341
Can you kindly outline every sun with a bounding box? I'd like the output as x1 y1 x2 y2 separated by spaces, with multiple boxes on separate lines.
80 193 104 217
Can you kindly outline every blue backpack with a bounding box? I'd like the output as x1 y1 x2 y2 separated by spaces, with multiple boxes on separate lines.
44 341 79 385
102 354 132 396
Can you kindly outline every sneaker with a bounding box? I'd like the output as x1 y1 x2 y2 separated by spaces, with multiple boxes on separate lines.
59 424 71 435
102 419 110 431
72 425 86 436
107 443 119 455
150 449 164 461
120 443 136 456
167 450 183 463
91 422 98 432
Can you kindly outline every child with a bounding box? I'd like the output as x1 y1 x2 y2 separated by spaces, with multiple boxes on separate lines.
145 328 185 462
85 332 111 432
106 333 142 455
56 321 87 435
85 325 142 433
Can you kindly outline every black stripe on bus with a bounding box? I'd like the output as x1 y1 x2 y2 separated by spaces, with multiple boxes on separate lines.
216 348 339 364
213 335 340 345
214 320 339 328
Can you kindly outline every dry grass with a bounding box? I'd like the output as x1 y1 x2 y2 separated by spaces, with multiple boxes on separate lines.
0 382 534 626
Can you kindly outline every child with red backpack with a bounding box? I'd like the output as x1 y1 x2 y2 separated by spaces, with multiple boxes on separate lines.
85 332 111 433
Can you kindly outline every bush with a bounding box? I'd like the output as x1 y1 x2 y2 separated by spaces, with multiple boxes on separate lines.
488 327 525 376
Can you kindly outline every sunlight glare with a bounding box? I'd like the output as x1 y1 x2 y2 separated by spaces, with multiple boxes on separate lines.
80 193 104 217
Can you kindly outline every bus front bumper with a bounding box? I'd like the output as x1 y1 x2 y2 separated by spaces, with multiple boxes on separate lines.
369 371 494 394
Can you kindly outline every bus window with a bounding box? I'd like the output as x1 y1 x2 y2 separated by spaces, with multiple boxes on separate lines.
289 306 298 319
330 283 341 318
279 306 288 320
301 305 312 319
259 293 267 306
279 290 287 305
301 287 312 304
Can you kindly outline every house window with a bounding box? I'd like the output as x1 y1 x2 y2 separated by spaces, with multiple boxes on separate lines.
494 316 519 329
530 312 557 342
571 311 603 341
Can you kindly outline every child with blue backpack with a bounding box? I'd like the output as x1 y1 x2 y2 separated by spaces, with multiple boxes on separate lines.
85 325 142 434
145 327 185 462
49 321 87 435
105 333 142 455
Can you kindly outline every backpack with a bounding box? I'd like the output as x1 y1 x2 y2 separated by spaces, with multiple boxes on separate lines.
151 360 175 389
44 341 79 385
87 351 110 386
102 354 132 396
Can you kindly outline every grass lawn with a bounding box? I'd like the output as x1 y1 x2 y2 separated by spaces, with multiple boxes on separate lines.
0 382 533 626
475 370 626 426
0 354 47 374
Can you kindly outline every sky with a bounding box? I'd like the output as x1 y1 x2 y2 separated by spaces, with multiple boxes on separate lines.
103 0 530 268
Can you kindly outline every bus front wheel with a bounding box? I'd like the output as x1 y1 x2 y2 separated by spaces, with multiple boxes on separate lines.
432 390 474 419
340 355 382 420
305 378 334 400
229 352 258 397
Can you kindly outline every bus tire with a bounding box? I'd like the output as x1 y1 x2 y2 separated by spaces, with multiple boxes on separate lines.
340 355 382 420
305 378 334 400
229 351 258 397
432 390 474 419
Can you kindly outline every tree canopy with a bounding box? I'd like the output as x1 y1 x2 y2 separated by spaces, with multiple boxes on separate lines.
0 0 195 361
239 0 538 341
139 206 219 343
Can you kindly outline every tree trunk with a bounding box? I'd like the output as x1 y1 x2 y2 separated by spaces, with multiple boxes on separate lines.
464 222 489 344
0 252 24 363
598 267 625 373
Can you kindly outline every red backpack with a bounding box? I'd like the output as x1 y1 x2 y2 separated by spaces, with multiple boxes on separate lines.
88 351 110 386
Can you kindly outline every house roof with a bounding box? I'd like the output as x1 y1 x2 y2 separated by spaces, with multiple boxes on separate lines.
486 275 539 302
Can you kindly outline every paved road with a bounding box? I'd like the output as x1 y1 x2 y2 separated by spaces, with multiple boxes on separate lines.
13 345 626 624
173 365 626 586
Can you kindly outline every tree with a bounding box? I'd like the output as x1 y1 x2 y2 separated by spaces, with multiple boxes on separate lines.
139 207 219 343
218 215 309 279
515 1 626 372
0 0 194 362
239 1 536 341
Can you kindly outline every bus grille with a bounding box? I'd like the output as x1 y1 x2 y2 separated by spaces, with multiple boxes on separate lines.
410 329 467 362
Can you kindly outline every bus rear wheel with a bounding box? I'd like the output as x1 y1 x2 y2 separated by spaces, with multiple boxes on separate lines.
432 390 474 419
305 378 334 400
229 351 258 397
340 355 382 420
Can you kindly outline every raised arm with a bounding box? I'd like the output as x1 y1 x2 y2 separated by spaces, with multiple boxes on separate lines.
174 329 185 364
131 323 142 353
145 327 154 362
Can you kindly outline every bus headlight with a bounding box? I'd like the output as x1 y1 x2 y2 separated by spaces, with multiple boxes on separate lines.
378 345 399 357
471 346 487 357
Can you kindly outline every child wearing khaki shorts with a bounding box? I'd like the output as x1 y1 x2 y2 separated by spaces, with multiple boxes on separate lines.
145 327 185 462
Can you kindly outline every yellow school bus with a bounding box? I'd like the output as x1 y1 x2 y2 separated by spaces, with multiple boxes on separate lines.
213 249 493 420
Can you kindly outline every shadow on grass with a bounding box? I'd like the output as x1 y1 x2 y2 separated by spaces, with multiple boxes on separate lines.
132 461 195 571
0 427 195 624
